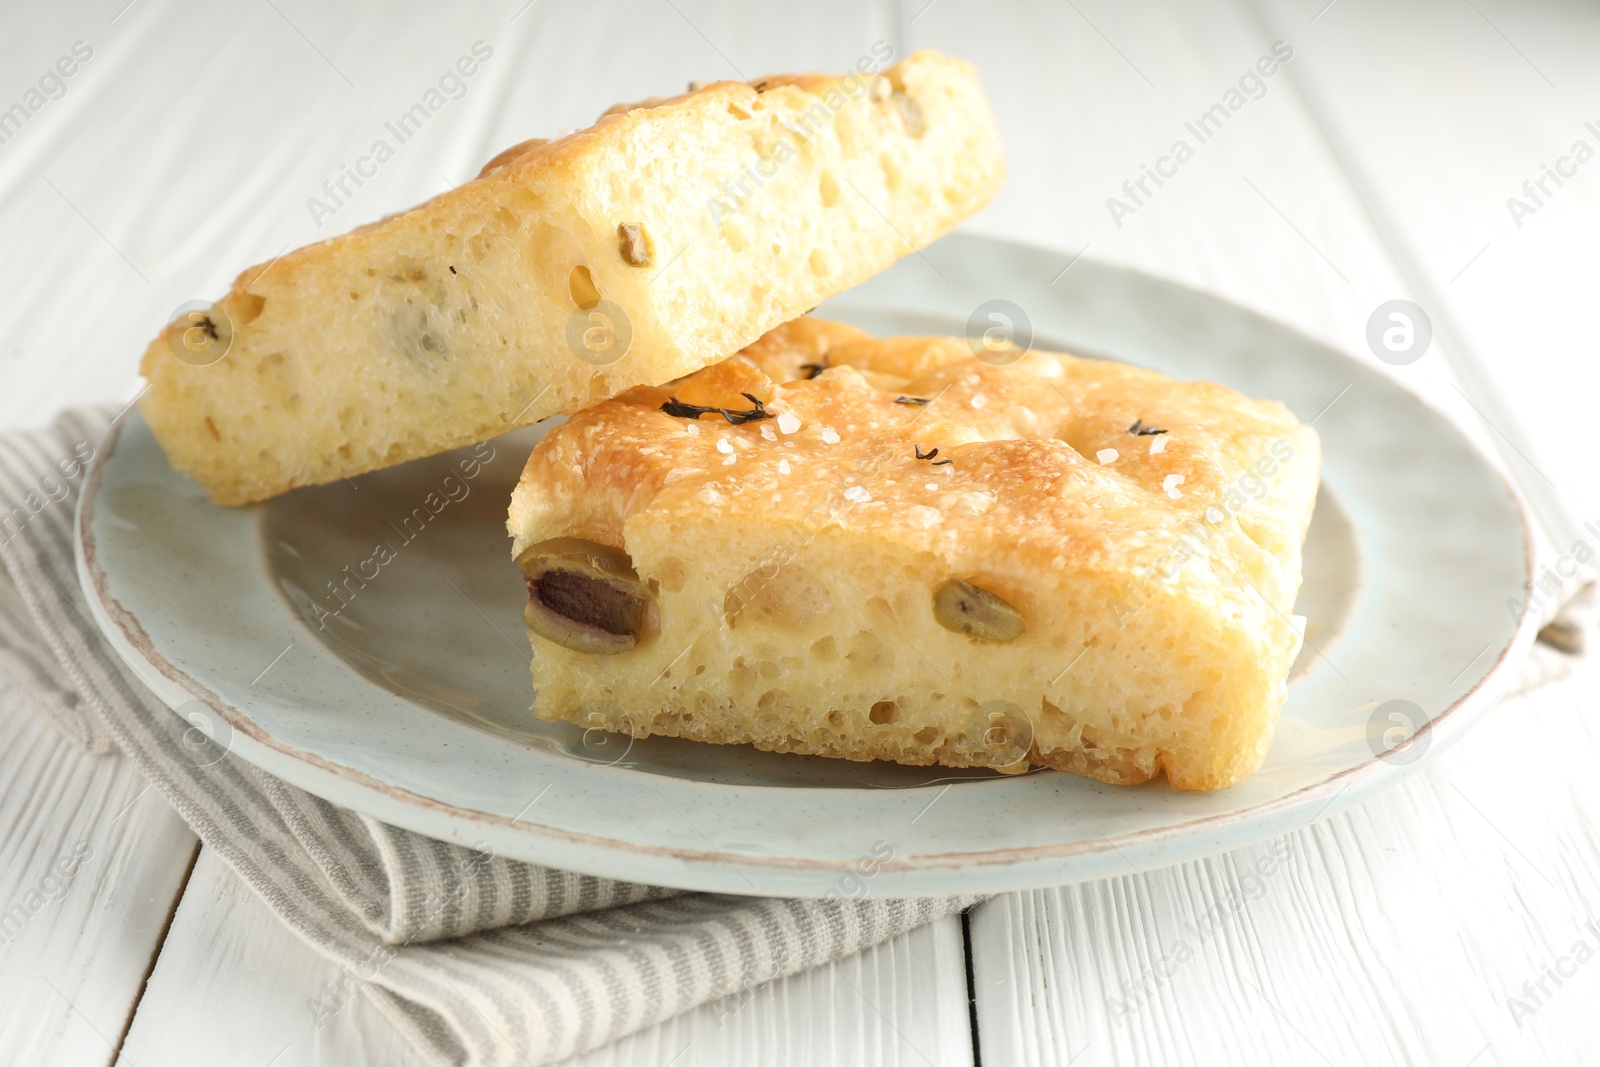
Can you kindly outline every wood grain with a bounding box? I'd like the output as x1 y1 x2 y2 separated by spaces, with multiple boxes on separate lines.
1253 0 1600 525
3 3 980 1064
0 687 198 1066
970 658 1600 1067
123 850 974 1067
898 1 1599 1063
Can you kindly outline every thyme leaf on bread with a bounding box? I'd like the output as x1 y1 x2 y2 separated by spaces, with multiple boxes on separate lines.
915 444 953 466
660 393 774 425
1128 418 1168 436
894 395 932 406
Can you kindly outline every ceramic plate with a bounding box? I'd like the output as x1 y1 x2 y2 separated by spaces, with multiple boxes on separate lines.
77 234 1537 896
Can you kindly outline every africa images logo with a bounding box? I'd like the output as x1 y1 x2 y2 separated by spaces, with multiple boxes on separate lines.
305 42 495 228
1105 41 1295 228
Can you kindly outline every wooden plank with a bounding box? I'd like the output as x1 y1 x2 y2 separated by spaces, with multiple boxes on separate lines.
95 0 970 1062
0 686 199 1066
123 848 974 1067
119 850 425 1067
574 913 971 1067
969 660 1600 1066
0 0 898 431
28 1 975 1062
903 0 1496 454
11 2 974 1064
1251 0 1600 524
904 0 1598 1063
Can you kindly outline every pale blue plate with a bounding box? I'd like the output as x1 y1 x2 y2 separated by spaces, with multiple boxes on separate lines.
76 234 1536 896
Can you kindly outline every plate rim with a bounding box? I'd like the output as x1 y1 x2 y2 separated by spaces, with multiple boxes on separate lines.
77 239 1542 895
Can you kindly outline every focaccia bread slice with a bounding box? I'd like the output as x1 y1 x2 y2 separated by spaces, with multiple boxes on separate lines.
139 51 1004 505
507 320 1321 791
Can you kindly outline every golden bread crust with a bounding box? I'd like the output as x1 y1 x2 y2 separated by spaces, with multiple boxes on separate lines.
509 320 1322 791
139 52 1005 504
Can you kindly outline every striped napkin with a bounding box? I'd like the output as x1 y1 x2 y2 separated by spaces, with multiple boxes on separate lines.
0 407 976 1067
1 407 1589 1065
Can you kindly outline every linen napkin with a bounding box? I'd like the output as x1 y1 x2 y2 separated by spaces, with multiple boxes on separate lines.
0 407 977 1067
0 407 1587 1066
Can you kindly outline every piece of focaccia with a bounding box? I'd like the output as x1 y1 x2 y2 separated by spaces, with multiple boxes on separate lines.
507 320 1321 791
139 51 1004 505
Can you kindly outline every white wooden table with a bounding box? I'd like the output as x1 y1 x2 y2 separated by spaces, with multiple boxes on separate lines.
3 1 1598 1064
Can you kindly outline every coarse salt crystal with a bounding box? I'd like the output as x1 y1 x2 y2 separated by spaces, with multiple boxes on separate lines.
777 413 801 435
844 486 871 503
685 422 700 436
716 439 733 454
905 505 941 529
1096 448 1118 465
760 423 777 441
1163 474 1185 499
722 454 737 465
925 482 939 491
970 395 988 409
821 428 841 444
778 459 792 474
1149 436 1166 454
